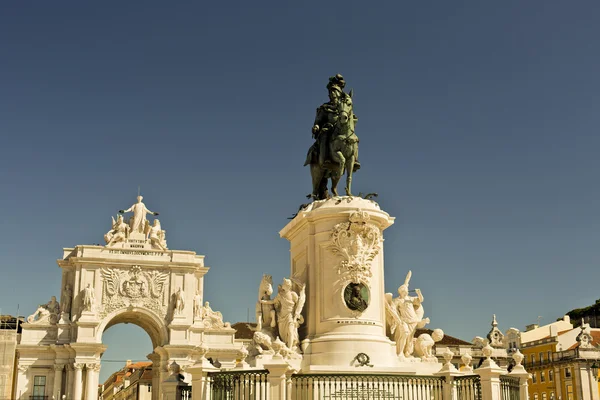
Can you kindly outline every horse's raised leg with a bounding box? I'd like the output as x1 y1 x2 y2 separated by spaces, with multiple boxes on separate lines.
330 150 345 197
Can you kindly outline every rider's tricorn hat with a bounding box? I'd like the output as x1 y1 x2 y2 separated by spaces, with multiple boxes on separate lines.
327 73 346 93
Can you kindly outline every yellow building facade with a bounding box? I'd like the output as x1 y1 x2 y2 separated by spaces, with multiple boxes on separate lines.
521 317 600 400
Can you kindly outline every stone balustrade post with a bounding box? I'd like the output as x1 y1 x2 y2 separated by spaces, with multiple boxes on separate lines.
476 344 505 400
263 358 291 400
162 361 190 400
435 348 463 400
187 356 219 400
508 349 530 400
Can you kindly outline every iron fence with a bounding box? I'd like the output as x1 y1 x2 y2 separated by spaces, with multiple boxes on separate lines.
456 375 482 400
208 369 269 400
291 374 445 400
500 375 520 400
177 385 192 400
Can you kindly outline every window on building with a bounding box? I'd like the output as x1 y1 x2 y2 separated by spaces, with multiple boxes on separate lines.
532 372 537 383
540 371 545 382
565 367 572 378
566 384 573 400
539 352 544 362
531 354 536 364
550 392 555 400
549 370 554 382
548 351 552 362
542 393 547 400
534 393 539 400
32 376 46 399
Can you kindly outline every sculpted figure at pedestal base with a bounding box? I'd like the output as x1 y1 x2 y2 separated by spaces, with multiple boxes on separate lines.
386 271 430 359
27 296 60 324
104 215 130 246
414 329 444 361
119 195 159 234
262 278 306 352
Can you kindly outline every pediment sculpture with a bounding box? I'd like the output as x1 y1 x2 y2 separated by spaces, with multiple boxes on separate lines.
385 271 431 360
252 276 306 358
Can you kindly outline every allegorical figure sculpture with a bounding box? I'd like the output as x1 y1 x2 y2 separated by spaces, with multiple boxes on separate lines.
385 271 430 359
119 195 159 234
305 74 360 200
262 278 306 352
27 296 61 324
104 214 130 246
147 219 167 250
82 283 95 312
202 301 227 328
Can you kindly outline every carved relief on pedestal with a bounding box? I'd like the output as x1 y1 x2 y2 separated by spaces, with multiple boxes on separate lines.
100 265 168 318
328 210 381 287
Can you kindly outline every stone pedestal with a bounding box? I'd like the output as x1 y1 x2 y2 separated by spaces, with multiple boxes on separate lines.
280 197 398 371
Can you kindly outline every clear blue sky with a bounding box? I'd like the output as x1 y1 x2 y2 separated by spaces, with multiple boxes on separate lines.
1 2 599 382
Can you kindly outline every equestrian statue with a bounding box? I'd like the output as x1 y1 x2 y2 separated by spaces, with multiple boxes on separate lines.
305 74 360 200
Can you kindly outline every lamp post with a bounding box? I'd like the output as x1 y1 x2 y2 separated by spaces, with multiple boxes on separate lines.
591 361 599 381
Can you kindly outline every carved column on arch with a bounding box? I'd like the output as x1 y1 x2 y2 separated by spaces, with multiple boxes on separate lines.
15 365 29 399
64 364 74 400
52 364 64 400
72 363 85 400
86 363 101 400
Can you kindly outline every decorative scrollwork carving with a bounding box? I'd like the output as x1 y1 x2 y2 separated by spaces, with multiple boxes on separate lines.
328 210 381 285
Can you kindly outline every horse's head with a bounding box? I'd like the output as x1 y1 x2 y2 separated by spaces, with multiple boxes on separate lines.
337 90 354 128
259 274 274 298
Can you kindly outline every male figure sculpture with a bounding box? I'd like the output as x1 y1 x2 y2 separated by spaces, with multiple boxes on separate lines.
82 283 95 312
119 195 159 234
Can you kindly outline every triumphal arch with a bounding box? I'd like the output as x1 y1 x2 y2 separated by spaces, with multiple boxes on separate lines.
16 196 241 400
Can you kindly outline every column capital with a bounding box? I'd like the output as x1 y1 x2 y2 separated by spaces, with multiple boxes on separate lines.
53 364 65 371
86 362 101 372
73 363 85 370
